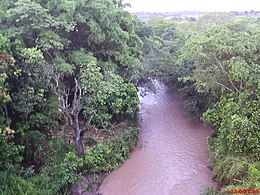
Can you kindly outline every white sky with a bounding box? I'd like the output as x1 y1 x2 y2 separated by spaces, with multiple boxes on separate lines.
126 0 260 12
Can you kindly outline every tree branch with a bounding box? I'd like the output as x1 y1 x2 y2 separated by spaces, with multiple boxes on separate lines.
214 56 240 93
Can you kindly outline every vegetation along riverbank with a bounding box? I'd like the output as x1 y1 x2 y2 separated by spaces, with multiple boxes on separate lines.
0 0 259 194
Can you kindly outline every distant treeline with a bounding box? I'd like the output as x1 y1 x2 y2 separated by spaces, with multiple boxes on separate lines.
134 10 260 21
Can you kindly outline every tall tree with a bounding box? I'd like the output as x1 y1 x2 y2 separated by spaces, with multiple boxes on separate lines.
2 0 142 156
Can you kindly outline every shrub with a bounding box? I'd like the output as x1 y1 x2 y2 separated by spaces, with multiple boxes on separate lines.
83 127 139 174
0 127 139 194
184 100 198 118
215 158 260 193
0 171 35 195
22 130 46 167
203 96 260 160
0 137 23 171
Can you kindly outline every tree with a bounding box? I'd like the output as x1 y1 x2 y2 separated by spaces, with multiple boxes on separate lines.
113 0 131 8
2 0 142 156
137 17 186 82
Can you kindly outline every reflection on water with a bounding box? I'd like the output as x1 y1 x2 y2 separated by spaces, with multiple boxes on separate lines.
99 81 216 195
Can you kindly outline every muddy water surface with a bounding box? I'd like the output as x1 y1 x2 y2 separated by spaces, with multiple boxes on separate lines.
99 81 216 195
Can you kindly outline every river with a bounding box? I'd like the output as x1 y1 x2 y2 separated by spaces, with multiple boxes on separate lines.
99 81 216 195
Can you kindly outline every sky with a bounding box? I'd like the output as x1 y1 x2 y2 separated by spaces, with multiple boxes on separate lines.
126 0 260 12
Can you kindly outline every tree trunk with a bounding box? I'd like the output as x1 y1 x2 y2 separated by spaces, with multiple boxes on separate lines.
74 112 84 157
75 132 84 157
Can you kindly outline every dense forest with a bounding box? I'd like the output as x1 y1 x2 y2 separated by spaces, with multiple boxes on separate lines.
0 0 259 194
0 0 141 194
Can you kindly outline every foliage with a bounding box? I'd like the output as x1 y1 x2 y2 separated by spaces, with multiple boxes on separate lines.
203 95 260 159
179 15 259 192
0 0 142 193
83 127 138 174
83 73 139 127
0 0 142 149
137 17 186 82
0 136 23 171
0 126 138 194
143 13 260 193
184 100 198 118
21 130 46 167
210 154 260 193
0 170 38 195
39 151 82 194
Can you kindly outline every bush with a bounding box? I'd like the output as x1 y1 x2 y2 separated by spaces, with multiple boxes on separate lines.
0 126 139 195
213 157 260 194
203 96 260 160
83 127 139 174
84 136 97 147
39 151 83 194
208 132 260 193
0 137 23 171
22 130 46 167
0 169 51 195
83 75 140 127
0 171 36 195
184 100 198 118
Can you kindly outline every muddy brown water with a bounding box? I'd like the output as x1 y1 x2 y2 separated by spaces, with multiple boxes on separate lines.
99 81 216 195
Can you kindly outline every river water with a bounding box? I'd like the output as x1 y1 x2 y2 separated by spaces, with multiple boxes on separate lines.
99 81 216 195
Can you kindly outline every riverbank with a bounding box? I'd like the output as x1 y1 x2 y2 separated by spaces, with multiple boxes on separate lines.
70 125 139 194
